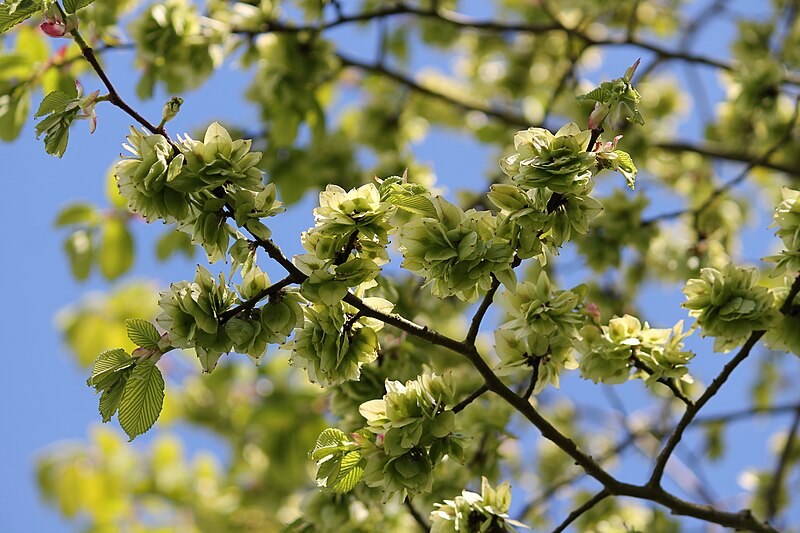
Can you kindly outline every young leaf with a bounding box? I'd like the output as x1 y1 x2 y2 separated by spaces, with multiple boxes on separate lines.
125 319 161 350
98 373 129 423
0 0 39 35
63 0 99 14
87 348 135 389
328 449 364 493
117 360 165 440
54 203 98 227
64 230 93 280
99 218 134 280
35 91 71 118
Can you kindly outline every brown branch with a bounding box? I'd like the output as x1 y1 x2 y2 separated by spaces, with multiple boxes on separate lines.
650 274 800 487
217 275 295 324
644 98 800 226
522 357 542 401
465 274 501 345
694 402 800 426
765 402 800 521
648 331 766 486
68 30 172 143
336 52 532 128
404 497 430 532
550 489 610 533
630 356 693 406
452 384 489 413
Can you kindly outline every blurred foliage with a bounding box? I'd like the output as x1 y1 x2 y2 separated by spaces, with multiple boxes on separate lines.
3 0 800 531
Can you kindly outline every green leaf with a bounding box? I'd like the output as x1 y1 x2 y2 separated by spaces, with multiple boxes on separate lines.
125 319 161 349
99 218 134 279
117 360 165 441
0 0 39 35
63 0 98 14
576 85 610 104
64 229 93 281
384 192 438 218
35 106 79 157
155 229 195 261
87 348 135 389
312 428 351 460
54 203 98 227
0 88 30 141
328 450 364 493
98 374 129 422
35 91 72 119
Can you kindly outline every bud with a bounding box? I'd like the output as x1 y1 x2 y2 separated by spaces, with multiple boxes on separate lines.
624 58 641 83
161 96 184 125
588 102 610 130
40 7 77 38
73 81 100 133
585 302 602 325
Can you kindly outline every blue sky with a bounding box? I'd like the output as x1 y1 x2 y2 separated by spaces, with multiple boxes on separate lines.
2 0 799 531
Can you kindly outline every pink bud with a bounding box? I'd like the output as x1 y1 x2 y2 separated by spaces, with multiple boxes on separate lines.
40 20 67 37
375 434 385 446
39 8 77 38
588 102 609 130
586 303 601 325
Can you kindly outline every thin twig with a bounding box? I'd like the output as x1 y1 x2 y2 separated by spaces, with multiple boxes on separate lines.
68 30 172 144
465 276 501 345
522 358 542 401
452 384 490 413
550 489 610 533
765 402 800 521
650 275 800 486
217 275 295 324
694 403 800 425
404 498 430 532
630 356 693 406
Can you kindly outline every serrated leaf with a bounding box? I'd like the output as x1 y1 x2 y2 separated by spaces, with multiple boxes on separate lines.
576 86 610 103
125 319 161 349
99 217 133 279
99 373 129 422
385 192 438 218
117 360 165 440
35 91 72 119
0 0 39 35
311 428 350 461
87 348 135 388
63 0 98 14
328 450 363 493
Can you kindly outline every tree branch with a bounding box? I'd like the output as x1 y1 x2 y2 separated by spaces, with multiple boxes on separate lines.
217 275 295 324
452 384 489 413
550 489 610 533
68 30 172 143
650 274 800 486
630 356 693 406
765 402 800 521
404 497 430 532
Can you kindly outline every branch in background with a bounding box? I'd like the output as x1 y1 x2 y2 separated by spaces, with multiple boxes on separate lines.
550 489 610 533
650 275 800 486
694 402 800 425
217 275 296 324
765 403 800 521
644 97 800 226
630 356 693 407
404 497 430 532
452 384 489 413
